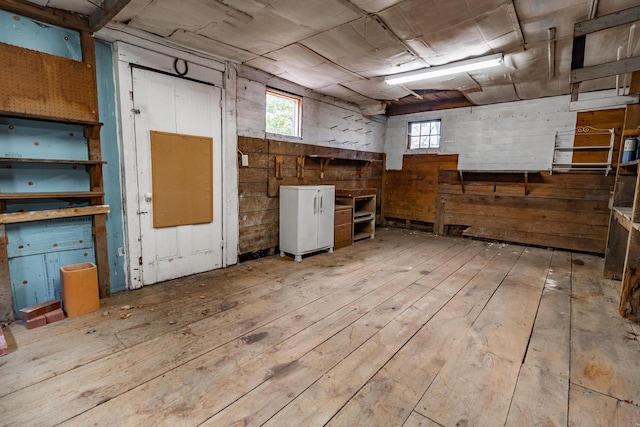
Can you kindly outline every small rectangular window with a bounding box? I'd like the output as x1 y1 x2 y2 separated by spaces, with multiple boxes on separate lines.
266 89 302 137
408 119 441 149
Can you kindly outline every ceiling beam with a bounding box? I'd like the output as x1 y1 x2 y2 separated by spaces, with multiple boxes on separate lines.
575 5 640 37
0 0 89 32
89 0 132 32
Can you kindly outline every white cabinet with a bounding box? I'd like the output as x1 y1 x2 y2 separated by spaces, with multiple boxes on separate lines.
279 185 335 262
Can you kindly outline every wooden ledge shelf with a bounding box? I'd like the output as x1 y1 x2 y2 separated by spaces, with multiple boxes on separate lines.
0 191 104 200
0 205 109 224
553 146 612 151
612 206 634 231
622 128 640 137
619 159 640 168
0 110 102 127
306 155 382 179
0 157 106 165
456 170 540 196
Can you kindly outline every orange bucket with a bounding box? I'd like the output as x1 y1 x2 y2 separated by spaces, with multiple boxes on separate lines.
60 262 100 317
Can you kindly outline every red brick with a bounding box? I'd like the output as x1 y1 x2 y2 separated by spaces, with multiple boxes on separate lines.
45 308 65 324
0 328 7 356
26 315 47 329
19 300 62 321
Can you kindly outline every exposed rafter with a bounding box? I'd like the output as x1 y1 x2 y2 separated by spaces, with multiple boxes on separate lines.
0 0 89 31
89 0 133 32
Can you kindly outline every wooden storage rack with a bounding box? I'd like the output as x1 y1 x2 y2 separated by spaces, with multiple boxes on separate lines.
336 189 376 243
604 103 640 321
0 37 110 321
334 204 353 250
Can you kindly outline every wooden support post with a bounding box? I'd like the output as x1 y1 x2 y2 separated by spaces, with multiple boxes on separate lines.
296 157 305 178
93 214 110 298
80 34 109 298
0 225 13 322
434 199 445 236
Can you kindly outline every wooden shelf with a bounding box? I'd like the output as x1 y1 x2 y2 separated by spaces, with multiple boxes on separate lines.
354 210 374 219
337 193 376 243
354 231 373 241
0 157 106 165
612 206 634 231
0 110 102 127
604 100 640 321
307 155 382 179
553 146 612 150
619 159 640 168
0 205 109 224
0 191 104 200
456 170 538 195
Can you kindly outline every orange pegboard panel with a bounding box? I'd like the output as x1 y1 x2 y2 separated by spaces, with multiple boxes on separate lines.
0 42 98 123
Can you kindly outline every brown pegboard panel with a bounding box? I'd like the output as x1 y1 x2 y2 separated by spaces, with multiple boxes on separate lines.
0 42 98 123
150 131 214 228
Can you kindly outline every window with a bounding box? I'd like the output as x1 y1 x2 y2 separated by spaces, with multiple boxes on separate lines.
408 119 441 149
266 89 302 137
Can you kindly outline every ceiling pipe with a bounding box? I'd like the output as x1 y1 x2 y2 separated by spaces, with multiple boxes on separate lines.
616 45 623 95
589 0 600 19
622 24 637 91
547 27 556 80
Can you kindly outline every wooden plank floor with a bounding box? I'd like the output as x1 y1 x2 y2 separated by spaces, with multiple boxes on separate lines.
1 228 639 426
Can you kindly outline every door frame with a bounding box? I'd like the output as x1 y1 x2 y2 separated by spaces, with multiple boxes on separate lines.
111 39 238 290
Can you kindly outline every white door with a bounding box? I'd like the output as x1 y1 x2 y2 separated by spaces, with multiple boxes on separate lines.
132 67 223 285
316 187 335 249
297 187 319 253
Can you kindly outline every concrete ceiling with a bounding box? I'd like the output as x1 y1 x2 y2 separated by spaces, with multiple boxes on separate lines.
19 0 640 114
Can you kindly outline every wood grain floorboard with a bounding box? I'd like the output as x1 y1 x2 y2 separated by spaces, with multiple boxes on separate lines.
0 229 638 427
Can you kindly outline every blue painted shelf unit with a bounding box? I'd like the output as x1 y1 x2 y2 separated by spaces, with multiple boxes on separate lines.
0 36 110 322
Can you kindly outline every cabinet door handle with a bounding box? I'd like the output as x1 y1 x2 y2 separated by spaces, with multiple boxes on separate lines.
320 195 323 213
314 196 317 214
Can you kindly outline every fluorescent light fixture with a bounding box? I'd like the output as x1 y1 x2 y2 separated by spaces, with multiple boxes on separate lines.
385 53 504 85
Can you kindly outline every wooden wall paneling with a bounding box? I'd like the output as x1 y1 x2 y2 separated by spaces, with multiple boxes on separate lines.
572 109 625 164
438 171 614 253
382 154 458 224
462 227 605 253
238 137 276 254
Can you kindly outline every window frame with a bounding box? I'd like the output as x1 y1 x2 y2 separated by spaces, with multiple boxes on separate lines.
407 119 441 150
265 88 302 138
